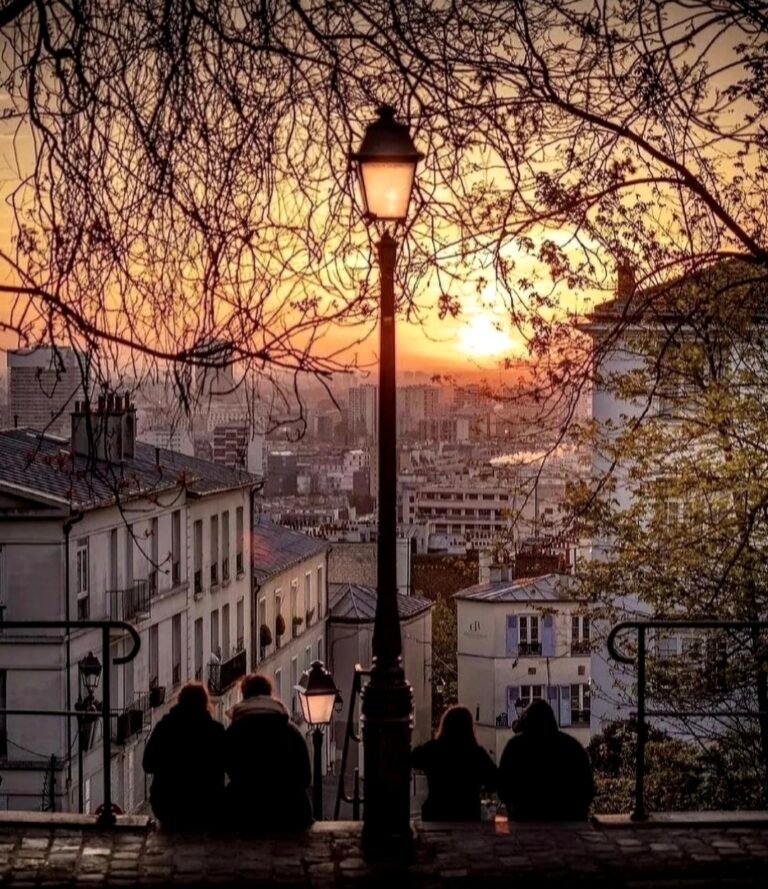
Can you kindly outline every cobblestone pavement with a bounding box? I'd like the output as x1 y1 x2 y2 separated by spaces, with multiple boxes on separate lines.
0 819 767 887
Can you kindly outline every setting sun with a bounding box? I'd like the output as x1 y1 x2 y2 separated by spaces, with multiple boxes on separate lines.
457 311 517 359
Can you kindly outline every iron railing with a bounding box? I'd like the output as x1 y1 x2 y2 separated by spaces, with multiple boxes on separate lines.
0 619 141 826
107 581 150 623
208 648 247 696
607 618 768 821
334 664 370 821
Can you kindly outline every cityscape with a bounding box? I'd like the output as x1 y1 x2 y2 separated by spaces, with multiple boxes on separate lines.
0 1 767 886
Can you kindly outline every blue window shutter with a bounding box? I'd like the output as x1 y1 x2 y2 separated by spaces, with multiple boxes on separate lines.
507 685 520 725
547 685 559 724
506 615 518 657
542 614 555 656
559 685 571 727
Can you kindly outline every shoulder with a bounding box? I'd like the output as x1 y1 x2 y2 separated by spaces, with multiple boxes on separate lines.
558 731 590 758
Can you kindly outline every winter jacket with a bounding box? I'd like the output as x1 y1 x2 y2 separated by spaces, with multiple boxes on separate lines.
224 695 313 831
498 726 595 821
412 738 497 821
143 705 226 829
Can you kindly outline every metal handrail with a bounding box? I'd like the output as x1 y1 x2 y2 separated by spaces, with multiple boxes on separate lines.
334 664 370 821
607 619 768 821
0 619 141 826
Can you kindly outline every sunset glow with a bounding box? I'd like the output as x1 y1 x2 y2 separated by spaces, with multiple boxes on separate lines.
456 311 517 360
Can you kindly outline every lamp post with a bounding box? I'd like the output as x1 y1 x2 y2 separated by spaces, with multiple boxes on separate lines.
295 660 339 821
350 105 423 855
75 652 102 814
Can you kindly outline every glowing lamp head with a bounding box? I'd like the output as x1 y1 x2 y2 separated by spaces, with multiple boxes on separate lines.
351 105 423 222
295 660 338 728
79 651 102 696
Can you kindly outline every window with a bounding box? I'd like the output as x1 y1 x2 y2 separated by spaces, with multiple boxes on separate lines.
221 511 230 582
258 597 267 660
317 566 325 619
275 591 283 649
236 598 245 653
171 510 181 585
305 573 313 624
519 685 543 707
210 515 219 587
109 529 118 591
76 539 89 620
84 778 91 815
518 615 541 656
172 614 182 687
317 637 323 664
222 603 231 658
211 609 220 658
149 624 159 687
291 657 299 717
304 645 312 671
193 520 203 595
657 634 679 658
274 668 283 701
570 683 591 724
194 618 203 681
126 525 134 588
236 507 244 575
291 580 299 638
571 615 590 655
0 670 6 757
149 518 159 597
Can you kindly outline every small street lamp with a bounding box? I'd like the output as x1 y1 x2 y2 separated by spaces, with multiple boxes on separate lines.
295 660 339 821
351 105 423 856
75 652 102 814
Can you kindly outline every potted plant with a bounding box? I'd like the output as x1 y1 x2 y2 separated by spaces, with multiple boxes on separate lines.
149 684 166 708
305 607 315 626
275 613 286 638
292 614 303 637
259 623 273 649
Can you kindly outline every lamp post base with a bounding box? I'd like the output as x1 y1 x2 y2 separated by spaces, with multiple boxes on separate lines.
360 661 414 861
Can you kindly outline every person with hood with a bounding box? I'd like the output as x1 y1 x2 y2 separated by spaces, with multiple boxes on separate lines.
142 682 225 829
225 673 313 831
412 704 497 821
498 698 595 821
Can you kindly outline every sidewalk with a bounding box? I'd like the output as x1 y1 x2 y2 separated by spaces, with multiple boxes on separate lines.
1 817 767 886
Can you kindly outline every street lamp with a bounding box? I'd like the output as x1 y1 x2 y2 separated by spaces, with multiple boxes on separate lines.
75 652 102 814
351 105 423 856
295 660 339 821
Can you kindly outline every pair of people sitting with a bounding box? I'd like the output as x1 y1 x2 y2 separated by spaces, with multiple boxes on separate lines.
412 699 595 822
143 674 312 831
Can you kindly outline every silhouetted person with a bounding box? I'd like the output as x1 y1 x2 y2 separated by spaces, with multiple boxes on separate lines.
225 673 312 831
498 699 594 821
143 682 225 830
412 705 497 821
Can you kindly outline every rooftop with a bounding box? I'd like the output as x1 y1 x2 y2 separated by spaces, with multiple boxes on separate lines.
251 514 330 580
0 817 766 887
454 572 577 603
329 583 434 622
0 428 258 511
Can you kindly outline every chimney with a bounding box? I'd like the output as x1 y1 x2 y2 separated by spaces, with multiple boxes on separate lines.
70 391 136 463
616 260 636 299
488 563 511 584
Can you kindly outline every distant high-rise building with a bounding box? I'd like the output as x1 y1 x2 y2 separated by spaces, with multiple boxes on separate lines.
264 451 298 496
399 385 440 434
213 424 264 475
348 384 378 441
8 346 84 438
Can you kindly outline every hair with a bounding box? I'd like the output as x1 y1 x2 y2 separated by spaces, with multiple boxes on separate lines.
240 673 273 699
521 699 559 735
176 682 212 713
436 705 477 746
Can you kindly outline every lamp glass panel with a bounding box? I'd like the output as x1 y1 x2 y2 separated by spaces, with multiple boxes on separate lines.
359 161 415 220
297 690 312 724
304 692 336 727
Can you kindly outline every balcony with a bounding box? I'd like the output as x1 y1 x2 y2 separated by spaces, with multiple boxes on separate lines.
570 708 591 725
208 649 247 696
107 581 150 623
571 640 591 656
518 641 542 656
113 693 150 744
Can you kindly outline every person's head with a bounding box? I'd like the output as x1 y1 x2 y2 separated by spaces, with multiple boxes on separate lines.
520 699 558 735
436 705 476 746
240 673 273 700
176 682 212 714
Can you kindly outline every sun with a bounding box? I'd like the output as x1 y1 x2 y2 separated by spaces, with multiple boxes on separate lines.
457 312 516 359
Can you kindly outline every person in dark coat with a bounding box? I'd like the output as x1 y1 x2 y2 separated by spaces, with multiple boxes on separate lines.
412 704 498 821
143 682 225 829
225 673 313 831
498 698 595 821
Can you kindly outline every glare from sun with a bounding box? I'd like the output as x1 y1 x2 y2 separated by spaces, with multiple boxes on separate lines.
457 312 515 359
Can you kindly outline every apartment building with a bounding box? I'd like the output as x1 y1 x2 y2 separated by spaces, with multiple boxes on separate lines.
455 571 591 762
7 347 84 439
251 516 330 723
0 399 256 813
348 384 378 442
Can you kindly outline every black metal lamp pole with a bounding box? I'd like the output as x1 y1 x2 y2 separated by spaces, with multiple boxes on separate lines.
350 105 423 856
312 727 324 821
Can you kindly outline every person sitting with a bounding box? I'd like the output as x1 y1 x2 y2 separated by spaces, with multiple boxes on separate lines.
143 682 225 830
225 673 313 831
498 698 595 821
412 704 498 821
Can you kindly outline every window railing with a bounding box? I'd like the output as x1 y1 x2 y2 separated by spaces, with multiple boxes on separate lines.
222 556 230 583
570 708 590 725
208 649 247 696
210 563 219 587
107 581 150 623
236 552 244 576
115 693 150 744
77 594 90 621
172 560 181 586
194 665 203 681
607 618 768 821
570 640 591 656
148 569 158 598
194 570 202 595
0 618 141 826
518 641 542 656
172 663 181 687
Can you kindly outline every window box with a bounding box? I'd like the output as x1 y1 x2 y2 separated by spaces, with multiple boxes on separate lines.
149 685 166 708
